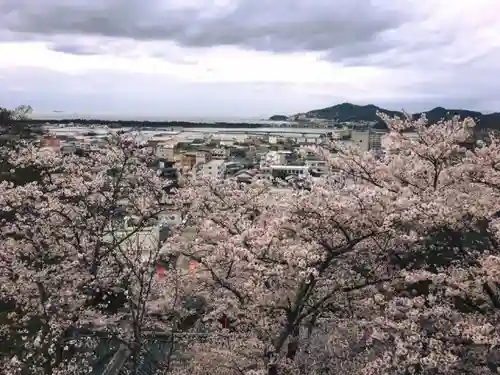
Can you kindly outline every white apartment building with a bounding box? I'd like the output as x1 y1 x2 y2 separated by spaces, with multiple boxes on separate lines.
304 159 328 174
156 143 175 160
103 214 194 269
195 151 211 165
350 130 370 152
211 147 230 159
198 159 226 179
103 225 162 263
368 131 385 151
260 150 292 167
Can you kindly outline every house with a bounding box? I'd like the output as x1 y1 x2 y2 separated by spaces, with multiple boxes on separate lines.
61 143 76 154
190 138 206 147
260 165 310 179
234 169 273 184
234 169 257 183
224 161 244 176
268 135 278 144
103 225 162 263
178 153 197 170
195 151 212 165
155 143 175 160
304 159 328 175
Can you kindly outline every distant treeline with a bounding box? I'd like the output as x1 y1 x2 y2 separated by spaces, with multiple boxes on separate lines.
15 118 268 129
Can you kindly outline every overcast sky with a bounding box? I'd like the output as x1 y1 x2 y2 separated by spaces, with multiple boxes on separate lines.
0 0 499 119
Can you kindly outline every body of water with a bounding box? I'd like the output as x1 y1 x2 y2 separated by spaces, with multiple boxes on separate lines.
32 112 274 124
45 126 337 141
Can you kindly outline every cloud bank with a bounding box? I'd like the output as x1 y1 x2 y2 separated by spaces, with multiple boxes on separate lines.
1 0 499 118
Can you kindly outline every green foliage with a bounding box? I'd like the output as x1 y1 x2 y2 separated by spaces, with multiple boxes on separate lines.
305 102 500 128
0 105 43 186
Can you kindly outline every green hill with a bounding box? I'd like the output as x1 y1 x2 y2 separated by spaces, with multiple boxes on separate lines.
269 115 288 121
307 103 402 122
271 103 500 129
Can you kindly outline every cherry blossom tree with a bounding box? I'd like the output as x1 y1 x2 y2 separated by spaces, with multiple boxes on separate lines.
163 114 500 375
330 114 500 375
0 134 191 375
165 172 406 374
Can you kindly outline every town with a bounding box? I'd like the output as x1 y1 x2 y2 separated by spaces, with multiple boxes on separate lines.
40 120 398 185
0 112 490 374
36 122 402 275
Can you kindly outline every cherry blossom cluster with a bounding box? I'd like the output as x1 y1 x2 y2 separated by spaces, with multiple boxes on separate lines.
3 113 500 375
165 114 500 374
0 134 191 374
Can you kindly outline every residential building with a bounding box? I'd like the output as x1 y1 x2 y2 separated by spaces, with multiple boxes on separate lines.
156 143 175 160
268 135 280 144
211 147 230 160
304 159 328 175
198 159 226 179
61 143 76 155
224 161 244 176
179 153 197 171
195 151 212 165
261 150 292 167
103 225 162 263
369 130 386 151
260 165 310 179
351 130 370 151
158 211 182 227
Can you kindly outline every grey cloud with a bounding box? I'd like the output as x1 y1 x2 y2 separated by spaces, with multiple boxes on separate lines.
3 66 500 119
0 0 414 60
0 67 336 118
49 42 101 56
47 38 200 65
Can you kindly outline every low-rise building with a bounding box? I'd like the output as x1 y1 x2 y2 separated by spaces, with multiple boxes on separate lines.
261 150 293 167
224 161 244 176
197 159 226 179
304 159 328 174
155 143 175 160
179 153 197 170
195 150 212 165
351 130 370 152
211 147 230 159
260 165 310 179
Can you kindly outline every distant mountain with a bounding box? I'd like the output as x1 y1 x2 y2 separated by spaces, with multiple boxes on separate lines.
307 103 403 122
269 115 288 121
414 106 481 123
271 103 500 129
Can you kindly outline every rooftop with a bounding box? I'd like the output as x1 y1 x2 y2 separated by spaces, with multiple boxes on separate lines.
265 165 309 170
203 159 226 167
